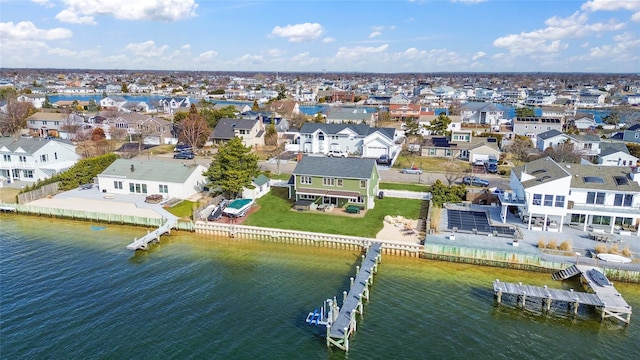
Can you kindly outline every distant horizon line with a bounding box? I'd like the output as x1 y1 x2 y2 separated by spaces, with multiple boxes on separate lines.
1 67 638 76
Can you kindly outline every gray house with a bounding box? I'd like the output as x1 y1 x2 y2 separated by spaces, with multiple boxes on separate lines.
622 124 640 143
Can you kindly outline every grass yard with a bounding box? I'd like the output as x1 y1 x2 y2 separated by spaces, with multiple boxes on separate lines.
166 199 197 219
393 156 471 173
244 187 422 238
0 188 20 203
380 182 431 192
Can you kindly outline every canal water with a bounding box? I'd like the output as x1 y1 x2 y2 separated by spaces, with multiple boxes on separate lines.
1 215 638 359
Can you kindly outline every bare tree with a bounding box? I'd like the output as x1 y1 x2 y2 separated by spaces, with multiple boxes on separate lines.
60 113 83 140
540 140 583 163
443 160 465 186
179 104 210 149
0 99 34 136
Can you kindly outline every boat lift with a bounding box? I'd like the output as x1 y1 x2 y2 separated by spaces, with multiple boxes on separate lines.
305 297 339 327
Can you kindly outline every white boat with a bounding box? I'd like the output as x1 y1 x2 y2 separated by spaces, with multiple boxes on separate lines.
596 253 632 264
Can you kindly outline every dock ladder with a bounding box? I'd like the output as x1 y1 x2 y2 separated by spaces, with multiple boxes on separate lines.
552 264 581 281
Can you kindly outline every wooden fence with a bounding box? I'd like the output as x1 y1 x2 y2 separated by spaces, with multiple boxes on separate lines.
17 183 60 204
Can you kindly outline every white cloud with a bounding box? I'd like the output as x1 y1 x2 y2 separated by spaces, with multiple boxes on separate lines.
268 48 285 57
124 40 169 57
48 47 77 56
633 12 640 22
472 51 486 60
322 37 335 43
270 22 324 42
0 21 72 45
493 11 624 55
237 54 264 64
55 9 97 25
581 0 640 12
182 44 191 50
369 31 382 39
31 0 54 7
56 0 198 23
194 50 218 63
333 44 389 63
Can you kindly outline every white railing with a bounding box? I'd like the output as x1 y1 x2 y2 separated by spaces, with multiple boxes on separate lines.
382 189 431 200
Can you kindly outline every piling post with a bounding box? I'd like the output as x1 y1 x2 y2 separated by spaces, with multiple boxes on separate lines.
326 324 331 348
343 291 347 304
356 265 360 277
521 291 527 308
357 293 364 316
350 277 354 287
343 327 349 352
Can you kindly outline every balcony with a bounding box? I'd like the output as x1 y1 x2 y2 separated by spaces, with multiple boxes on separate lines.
498 192 526 205
569 202 640 215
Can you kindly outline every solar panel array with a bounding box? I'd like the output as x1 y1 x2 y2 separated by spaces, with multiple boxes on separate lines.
447 209 515 237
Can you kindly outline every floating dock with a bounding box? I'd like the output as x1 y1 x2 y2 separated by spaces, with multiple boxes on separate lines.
305 242 382 352
126 218 177 250
493 264 632 324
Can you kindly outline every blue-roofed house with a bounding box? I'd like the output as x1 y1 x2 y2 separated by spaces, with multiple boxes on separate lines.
622 124 640 143
291 156 379 210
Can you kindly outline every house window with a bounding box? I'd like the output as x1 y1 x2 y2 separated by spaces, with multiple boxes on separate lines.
299 194 316 200
54 121 60 126
300 176 311 185
336 179 343 187
238 129 247 135
54 152 58 160
40 154 48 162
114 181 123 189
360 180 366 188
532 194 542 206
592 215 611 226
3 154 9 162
555 195 565 208
22 170 34 178
159 184 168 193
323 178 335 186
355 196 364 204
586 191 605 205
42 121 47 125
544 194 553 207
624 194 633 207
130 183 148 194
19 156 27 162
445 149 452 157
30 120 35 125
429 148 436 156
614 194 623 206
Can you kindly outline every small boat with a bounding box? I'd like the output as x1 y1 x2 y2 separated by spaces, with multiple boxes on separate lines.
587 269 612 287
597 253 632 264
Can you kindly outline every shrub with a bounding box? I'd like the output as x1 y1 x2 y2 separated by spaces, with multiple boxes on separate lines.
547 240 557 250
558 241 572 251
429 207 441 231
594 244 607 254
498 170 507 176
622 246 631 257
609 244 619 254
537 240 545 249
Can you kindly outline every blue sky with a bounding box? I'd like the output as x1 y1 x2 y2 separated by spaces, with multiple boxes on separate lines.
1 0 638 73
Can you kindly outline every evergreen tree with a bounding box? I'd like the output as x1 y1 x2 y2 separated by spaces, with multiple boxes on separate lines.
203 137 259 198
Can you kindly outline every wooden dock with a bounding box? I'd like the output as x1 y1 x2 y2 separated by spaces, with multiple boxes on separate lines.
306 242 382 352
493 265 632 324
126 218 177 250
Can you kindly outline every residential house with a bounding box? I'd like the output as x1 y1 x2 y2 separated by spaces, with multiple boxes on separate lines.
242 174 271 200
268 100 300 117
210 118 264 148
297 123 398 158
389 94 411 105
500 157 640 235
512 117 563 141
622 124 640 143
598 142 638 167
17 94 46 109
460 103 504 125
325 108 376 126
100 96 128 111
26 112 86 139
536 130 601 158
97 159 207 200
567 113 597 130
290 156 379 210
0 138 80 183
421 130 500 163
159 97 192 114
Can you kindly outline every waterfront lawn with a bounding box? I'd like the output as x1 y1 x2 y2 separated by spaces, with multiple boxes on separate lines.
166 200 196 218
244 188 421 238
380 182 431 192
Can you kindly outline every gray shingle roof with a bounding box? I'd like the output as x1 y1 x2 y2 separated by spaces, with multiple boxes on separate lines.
565 163 640 191
293 156 376 179
513 157 571 189
599 142 630 157
99 159 203 183
299 123 395 140
211 118 258 140
0 138 72 154
537 129 564 140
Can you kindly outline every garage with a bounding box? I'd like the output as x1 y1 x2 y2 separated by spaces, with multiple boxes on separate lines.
365 146 388 158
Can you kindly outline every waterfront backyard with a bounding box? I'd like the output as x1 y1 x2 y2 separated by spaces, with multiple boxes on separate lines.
243 187 422 238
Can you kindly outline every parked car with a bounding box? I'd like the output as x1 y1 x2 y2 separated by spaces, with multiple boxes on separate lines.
462 176 489 187
485 162 498 173
173 151 194 159
174 143 192 153
401 168 423 174
376 154 391 165
327 150 348 157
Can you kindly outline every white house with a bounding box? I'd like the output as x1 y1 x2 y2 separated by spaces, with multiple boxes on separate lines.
100 96 128 111
499 157 640 235
97 159 207 200
460 103 504 125
598 142 638 167
297 123 399 158
536 130 600 157
0 138 80 183
242 174 271 200
17 94 46 109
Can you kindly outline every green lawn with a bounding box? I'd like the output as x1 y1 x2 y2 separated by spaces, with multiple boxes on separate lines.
244 187 422 238
166 200 196 218
380 182 431 192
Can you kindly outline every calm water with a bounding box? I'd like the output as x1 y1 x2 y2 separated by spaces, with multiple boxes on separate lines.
1 215 639 359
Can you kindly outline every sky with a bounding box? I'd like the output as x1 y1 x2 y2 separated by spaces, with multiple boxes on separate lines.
0 0 639 73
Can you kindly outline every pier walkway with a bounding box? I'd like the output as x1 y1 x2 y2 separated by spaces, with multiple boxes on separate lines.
305 242 382 352
493 265 632 324
126 217 177 250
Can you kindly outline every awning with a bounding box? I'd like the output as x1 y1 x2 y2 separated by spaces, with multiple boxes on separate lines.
297 187 360 200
